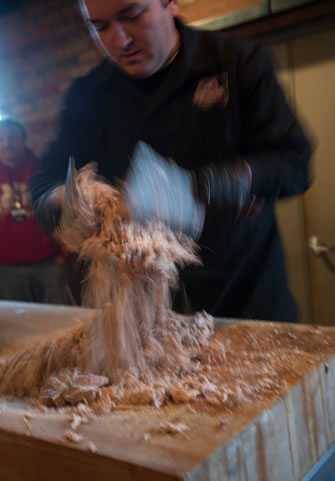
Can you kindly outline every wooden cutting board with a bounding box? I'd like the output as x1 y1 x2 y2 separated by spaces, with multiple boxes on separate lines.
0 301 95 355
0 302 335 481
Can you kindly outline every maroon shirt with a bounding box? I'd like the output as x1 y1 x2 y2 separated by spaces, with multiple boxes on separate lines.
0 149 59 265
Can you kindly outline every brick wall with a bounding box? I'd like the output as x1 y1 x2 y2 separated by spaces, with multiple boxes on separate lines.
0 0 101 155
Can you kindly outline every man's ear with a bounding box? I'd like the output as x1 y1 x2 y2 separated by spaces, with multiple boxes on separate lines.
164 0 179 16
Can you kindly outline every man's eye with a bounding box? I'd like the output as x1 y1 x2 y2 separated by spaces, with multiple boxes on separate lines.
119 7 145 21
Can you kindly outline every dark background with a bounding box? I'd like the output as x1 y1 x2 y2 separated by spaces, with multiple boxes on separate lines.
0 0 30 15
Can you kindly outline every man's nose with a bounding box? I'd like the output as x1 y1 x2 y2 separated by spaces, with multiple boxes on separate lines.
109 21 132 49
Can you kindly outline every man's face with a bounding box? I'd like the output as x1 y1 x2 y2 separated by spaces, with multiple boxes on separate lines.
81 0 179 78
0 126 25 166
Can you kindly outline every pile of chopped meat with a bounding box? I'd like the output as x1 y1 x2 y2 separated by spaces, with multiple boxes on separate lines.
0 164 218 410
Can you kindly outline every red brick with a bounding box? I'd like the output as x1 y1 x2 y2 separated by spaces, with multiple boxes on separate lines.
0 0 99 154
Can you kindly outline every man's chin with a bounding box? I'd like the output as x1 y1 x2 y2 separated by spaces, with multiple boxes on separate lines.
118 60 156 79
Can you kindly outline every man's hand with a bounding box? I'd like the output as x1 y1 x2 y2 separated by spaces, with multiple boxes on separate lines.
193 159 256 221
125 142 205 239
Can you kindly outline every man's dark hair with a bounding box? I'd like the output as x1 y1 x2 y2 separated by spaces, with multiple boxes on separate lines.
0 118 27 141
78 0 171 10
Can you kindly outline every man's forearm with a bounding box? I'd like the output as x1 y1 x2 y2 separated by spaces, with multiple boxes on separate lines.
237 44 313 202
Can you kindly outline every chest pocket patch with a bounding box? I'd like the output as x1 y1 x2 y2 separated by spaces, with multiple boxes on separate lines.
193 73 229 110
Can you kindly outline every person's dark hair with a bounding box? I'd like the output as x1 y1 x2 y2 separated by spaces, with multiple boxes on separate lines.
0 118 27 141
78 0 171 10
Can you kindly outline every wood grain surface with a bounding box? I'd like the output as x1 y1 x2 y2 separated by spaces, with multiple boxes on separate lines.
0 302 335 481
0 301 95 355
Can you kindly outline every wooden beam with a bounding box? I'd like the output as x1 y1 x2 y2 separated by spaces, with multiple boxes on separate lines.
221 0 335 41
